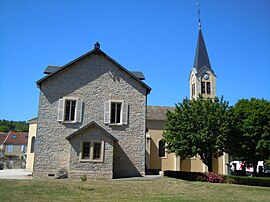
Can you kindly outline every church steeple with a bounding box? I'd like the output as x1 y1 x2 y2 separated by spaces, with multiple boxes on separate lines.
193 28 212 72
189 1 216 100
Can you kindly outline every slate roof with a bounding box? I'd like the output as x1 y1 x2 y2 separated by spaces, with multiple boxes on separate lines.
44 66 145 81
130 71 145 80
193 28 213 73
37 44 151 94
44 65 61 74
4 132 28 145
28 117 38 124
147 106 175 121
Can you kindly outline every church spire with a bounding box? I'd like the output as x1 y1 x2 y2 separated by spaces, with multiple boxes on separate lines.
193 0 212 72
197 0 202 29
193 28 212 72
190 1 216 100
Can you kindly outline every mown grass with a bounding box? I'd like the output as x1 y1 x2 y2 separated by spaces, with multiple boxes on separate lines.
0 177 269 201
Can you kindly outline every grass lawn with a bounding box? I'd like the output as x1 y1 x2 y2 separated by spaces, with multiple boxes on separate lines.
0 177 269 201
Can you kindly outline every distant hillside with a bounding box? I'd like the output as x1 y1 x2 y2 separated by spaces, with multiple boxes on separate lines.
0 119 29 132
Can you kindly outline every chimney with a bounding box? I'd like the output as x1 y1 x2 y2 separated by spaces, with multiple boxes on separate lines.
94 42 100 50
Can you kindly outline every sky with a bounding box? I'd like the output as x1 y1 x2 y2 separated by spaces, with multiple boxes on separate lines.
0 0 270 121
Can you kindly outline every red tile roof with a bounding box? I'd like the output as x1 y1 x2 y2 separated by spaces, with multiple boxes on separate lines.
0 133 8 144
2 132 28 145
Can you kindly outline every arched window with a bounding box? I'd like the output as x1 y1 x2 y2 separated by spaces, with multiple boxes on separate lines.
30 137 35 153
158 139 166 158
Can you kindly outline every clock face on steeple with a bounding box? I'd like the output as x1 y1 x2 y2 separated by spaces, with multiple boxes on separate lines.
203 74 209 80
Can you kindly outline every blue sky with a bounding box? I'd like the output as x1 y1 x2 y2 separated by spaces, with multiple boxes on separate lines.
0 0 270 121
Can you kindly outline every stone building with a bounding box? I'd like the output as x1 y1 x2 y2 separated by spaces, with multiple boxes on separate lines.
0 132 28 169
33 43 151 179
27 23 227 178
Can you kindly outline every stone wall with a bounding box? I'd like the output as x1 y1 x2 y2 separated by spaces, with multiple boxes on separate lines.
68 125 114 179
33 52 147 179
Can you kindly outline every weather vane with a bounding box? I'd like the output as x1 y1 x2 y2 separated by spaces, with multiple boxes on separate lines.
197 0 201 28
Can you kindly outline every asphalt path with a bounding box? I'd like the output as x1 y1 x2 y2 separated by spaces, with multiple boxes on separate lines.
0 169 161 180
0 169 32 179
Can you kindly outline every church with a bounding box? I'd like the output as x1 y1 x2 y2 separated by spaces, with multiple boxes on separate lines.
145 23 228 175
25 20 228 178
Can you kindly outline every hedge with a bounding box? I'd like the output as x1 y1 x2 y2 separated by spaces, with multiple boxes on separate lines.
164 171 270 187
228 176 270 187
164 171 204 181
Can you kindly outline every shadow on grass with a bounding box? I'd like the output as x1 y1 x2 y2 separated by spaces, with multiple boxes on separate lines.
79 187 95 191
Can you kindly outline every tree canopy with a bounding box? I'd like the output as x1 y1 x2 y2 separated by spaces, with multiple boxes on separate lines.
226 98 270 174
163 96 231 172
0 119 29 132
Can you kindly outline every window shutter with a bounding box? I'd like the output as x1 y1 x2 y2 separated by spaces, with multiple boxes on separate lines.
58 99 65 122
76 100 83 123
104 101 110 124
122 102 128 125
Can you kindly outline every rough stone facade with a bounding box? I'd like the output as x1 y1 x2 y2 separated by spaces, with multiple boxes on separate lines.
33 50 149 179
68 125 114 179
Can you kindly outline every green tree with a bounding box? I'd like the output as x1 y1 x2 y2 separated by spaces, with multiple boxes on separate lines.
0 119 28 132
226 98 270 175
163 96 231 172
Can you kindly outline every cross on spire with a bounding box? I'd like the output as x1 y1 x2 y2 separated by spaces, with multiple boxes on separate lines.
197 0 202 29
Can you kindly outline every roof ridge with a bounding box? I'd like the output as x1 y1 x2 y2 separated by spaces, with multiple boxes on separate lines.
36 46 151 94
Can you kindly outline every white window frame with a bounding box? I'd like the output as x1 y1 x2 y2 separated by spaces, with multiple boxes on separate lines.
104 100 128 126
79 141 104 163
110 100 123 125
58 97 83 123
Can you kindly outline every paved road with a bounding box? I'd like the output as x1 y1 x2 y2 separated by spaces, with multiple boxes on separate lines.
0 169 161 180
114 175 162 181
0 169 32 179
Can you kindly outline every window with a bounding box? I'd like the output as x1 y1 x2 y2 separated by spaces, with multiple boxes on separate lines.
30 137 35 153
206 82 211 94
201 82 205 94
21 145 26 153
65 100 76 121
7 145 13 152
104 101 128 125
58 98 83 123
111 102 122 124
93 142 102 159
80 141 104 162
192 83 195 96
158 139 166 158
82 142 91 159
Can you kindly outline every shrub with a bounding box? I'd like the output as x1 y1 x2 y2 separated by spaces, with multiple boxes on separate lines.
164 171 204 181
164 171 270 187
80 174 87 183
228 176 270 187
164 171 224 183
204 172 224 183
